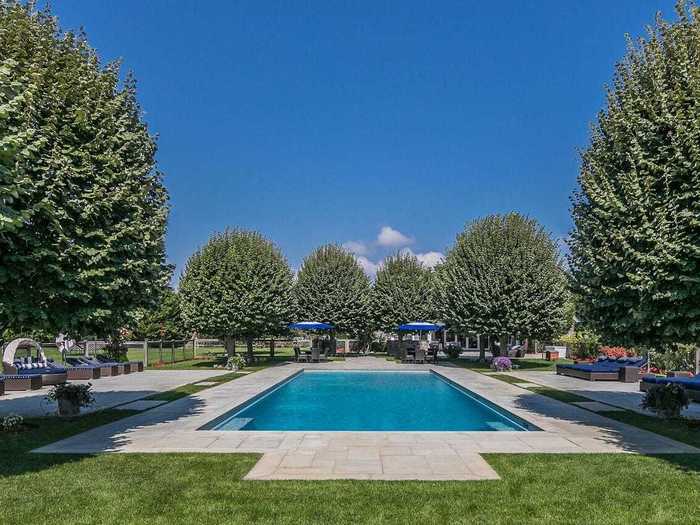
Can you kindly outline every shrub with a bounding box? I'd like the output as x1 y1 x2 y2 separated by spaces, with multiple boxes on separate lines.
1 414 24 432
599 346 635 359
652 344 696 373
370 341 386 353
492 356 512 372
446 344 461 359
641 383 689 419
225 355 246 371
556 329 600 360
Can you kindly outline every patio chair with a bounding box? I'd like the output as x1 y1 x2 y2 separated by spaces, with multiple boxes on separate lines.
293 347 309 363
403 347 416 363
414 346 426 364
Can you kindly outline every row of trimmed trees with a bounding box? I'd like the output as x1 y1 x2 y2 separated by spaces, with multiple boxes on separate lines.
177 213 570 360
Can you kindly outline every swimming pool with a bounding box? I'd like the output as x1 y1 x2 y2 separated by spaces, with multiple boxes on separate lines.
205 371 534 431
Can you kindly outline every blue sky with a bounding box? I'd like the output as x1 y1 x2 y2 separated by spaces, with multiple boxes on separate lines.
50 0 675 279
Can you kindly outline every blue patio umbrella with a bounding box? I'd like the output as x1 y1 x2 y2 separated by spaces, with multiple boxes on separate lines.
288 321 334 331
397 321 443 332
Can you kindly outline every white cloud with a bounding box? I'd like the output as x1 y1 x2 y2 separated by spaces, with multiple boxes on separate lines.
415 251 444 268
342 240 368 255
400 248 444 269
376 226 413 247
355 256 380 278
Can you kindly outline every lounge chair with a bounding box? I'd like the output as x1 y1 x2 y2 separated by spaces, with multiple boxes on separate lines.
1 374 43 391
2 337 68 387
640 374 700 401
93 354 144 373
78 357 123 376
56 358 102 380
66 357 120 377
556 356 647 382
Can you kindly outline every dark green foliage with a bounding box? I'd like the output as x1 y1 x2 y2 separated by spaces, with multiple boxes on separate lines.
179 229 294 354
569 3 700 346
370 251 434 332
0 2 170 338
294 244 370 335
436 213 568 342
133 288 186 340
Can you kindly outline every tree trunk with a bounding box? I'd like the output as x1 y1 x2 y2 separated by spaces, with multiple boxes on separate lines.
330 330 336 357
478 335 487 362
246 337 254 363
269 338 275 358
499 334 509 358
223 336 235 357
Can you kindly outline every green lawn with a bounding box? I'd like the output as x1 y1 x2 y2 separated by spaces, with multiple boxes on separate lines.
1 412 698 524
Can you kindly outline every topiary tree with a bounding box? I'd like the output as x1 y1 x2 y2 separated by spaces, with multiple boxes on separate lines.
569 2 700 350
370 251 435 334
436 213 569 358
0 2 170 344
294 244 371 350
179 229 294 360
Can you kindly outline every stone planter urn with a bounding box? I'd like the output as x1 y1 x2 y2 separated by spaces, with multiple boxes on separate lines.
57 398 80 417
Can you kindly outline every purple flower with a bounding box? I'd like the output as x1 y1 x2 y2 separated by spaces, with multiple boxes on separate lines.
493 356 512 371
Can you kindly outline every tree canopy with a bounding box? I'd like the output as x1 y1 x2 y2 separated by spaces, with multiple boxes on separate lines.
294 244 371 336
370 251 434 333
0 1 170 340
436 213 568 352
569 2 700 347
179 229 294 357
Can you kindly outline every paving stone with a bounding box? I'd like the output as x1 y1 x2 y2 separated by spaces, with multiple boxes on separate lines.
115 400 168 411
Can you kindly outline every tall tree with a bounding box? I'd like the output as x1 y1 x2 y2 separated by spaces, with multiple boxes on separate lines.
436 213 568 356
133 288 186 341
294 245 371 347
0 2 170 342
569 2 700 347
179 229 294 360
370 251 434 333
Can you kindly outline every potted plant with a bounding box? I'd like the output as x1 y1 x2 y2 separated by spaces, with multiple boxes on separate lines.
641 383 689 419
46 382 96 417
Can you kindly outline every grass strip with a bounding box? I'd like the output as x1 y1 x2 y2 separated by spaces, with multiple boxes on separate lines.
145 371 245 401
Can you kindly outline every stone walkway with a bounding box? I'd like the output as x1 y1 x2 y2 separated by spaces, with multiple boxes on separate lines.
0 370 230 417
32 358 699 480
509 370 700 419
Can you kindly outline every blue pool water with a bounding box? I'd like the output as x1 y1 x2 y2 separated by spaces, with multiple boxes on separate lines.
207 371 532 431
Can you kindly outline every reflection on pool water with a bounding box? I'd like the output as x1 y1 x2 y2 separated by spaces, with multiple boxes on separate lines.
206 370 535 432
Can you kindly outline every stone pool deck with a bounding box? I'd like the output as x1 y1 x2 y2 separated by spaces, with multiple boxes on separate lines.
0 370 230 417
33 357 699 480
